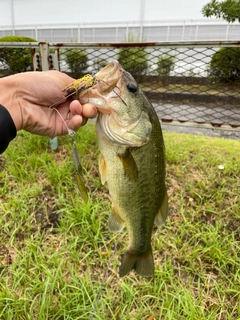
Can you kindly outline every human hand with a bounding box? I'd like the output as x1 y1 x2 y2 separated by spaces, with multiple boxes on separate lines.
0 70 98 137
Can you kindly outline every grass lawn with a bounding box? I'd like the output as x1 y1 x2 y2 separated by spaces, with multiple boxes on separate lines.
0 123 239 320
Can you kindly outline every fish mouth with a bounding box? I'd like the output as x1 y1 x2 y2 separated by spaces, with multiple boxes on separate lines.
94 60 124 102
95 59 122 85
79 59 123 113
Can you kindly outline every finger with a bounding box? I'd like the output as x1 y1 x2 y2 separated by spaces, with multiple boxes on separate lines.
69 100 83 116
67 115 83 132
69 100 98 119
82 103 98 119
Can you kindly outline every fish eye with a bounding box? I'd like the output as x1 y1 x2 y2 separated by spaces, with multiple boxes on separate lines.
127 83 138 93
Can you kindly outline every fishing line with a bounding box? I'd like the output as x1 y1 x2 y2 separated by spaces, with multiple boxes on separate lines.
49 90 77 109
90 231 122 320
48 97 89 202
49 103 74 136
97 79 127 106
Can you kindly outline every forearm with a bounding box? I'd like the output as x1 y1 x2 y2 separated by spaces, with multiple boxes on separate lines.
0 71 98 150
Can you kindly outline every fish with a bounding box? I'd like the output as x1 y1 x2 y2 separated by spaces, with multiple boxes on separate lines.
77 60 169 277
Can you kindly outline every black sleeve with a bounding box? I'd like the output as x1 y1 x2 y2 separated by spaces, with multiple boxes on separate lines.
0 104 17 154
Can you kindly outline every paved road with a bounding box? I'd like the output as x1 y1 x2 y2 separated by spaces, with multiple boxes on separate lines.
152 101 240 140
153 102 240 127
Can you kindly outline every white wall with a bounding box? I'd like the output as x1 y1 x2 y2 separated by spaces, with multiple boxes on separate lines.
0 0 12 25
143 0 208 21
0 0 212 27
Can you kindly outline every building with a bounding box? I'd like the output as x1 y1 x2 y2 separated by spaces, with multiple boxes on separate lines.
0 0 239 42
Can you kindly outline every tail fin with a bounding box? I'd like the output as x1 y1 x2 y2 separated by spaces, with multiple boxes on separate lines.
119 249 154 277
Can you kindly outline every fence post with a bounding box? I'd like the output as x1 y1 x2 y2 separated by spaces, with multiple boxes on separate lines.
39 42 59 150
39 42 49 72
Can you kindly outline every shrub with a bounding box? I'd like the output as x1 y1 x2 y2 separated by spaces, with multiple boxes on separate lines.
117 33 148 77
209 47 240 84
64 49 88 78
93 58 108 71
156 54 175 77
0 36 37 73
118 49 148 77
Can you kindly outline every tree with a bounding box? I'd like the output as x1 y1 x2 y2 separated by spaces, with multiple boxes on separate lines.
208 47 240 84
0 36 37 73
202 0 240 23
63 49 88 78
156 54 175 77
93 58 108 72
118 33 148 77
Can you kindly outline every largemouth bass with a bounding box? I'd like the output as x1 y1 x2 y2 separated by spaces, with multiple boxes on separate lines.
78 60 169 277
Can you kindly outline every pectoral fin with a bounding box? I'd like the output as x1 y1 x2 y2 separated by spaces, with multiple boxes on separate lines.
154 190 169 227
118 149 138 181
108 205 125 232
99 154 107 184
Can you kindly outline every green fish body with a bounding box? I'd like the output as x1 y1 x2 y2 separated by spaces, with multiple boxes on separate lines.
80 60 168 277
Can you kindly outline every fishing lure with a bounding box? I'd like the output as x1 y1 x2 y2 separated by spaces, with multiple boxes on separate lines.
63 74 97 99
63 74 127 106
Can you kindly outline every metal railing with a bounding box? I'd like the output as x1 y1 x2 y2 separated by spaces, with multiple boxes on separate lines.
1 20 240 42
1 41 240 138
